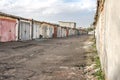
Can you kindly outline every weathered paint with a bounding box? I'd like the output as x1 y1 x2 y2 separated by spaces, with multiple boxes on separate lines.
41 25 48 38
69 29 71 36
64 28 67 37
53 26 57 38
39 26 43 38
41 22 55 38
0 18 17 42
66 28 69 37
47 26 54 38
94 0 120 80
57 26 62 38
61 27 67 37
33 22 41 39
69 28 75 36
61 28 64 37
19 20 31 40
59 21 76 28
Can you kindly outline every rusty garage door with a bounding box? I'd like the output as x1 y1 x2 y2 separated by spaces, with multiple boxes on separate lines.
19 21 31 40
53 26 57 38
66 28 69 37
0 18 16 42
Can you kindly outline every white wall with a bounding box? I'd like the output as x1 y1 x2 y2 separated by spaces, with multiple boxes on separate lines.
59 21 76 28
95 0 120 80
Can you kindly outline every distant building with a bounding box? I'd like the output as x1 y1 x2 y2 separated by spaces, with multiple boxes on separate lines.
59 21 76 28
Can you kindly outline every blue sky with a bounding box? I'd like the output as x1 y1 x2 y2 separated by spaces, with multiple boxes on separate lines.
0 0 96 27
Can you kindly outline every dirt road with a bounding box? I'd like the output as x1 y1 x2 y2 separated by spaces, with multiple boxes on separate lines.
0 35 94 80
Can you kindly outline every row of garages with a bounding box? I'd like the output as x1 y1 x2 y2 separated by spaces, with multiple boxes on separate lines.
0 12 79 42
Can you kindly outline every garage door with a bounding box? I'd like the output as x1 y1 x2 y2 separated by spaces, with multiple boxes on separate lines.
20 21 31 40
33 23 40 39
0 18 16 42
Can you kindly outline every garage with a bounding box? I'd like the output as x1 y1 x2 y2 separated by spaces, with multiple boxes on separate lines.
19 20 31 40
0 18 17 42
33 22 41 39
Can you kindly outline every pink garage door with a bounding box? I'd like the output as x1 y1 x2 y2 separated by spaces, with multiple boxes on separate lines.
0 18 16 42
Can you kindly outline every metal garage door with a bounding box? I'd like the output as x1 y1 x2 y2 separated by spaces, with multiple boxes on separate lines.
48 27 53 38
33 23 40 39
0 18 16 42
42 26 47 38
53 27 57 38
20 21 31 40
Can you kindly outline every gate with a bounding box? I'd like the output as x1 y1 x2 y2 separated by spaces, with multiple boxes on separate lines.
53 27 57 38
0 18 16 42
33 23 40 39
19 21 31 40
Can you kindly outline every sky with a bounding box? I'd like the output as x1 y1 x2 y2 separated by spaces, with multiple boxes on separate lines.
0 0 97 27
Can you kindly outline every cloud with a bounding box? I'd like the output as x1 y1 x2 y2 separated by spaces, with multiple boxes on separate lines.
0 0 96 27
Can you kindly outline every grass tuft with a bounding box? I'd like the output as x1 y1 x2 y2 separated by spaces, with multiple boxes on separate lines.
92 39 105 80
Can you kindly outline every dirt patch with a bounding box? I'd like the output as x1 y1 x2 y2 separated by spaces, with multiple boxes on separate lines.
0 35 94 80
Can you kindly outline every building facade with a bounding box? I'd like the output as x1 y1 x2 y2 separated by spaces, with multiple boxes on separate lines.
59 21 76 28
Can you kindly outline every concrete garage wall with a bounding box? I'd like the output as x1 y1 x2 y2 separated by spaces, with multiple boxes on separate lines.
94 0 120 80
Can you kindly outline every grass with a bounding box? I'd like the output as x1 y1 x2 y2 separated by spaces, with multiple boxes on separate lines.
94 56 105 80
92 39 105 80
78 35 105 80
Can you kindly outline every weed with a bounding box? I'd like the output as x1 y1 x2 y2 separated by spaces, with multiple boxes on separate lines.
92 38 105 80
